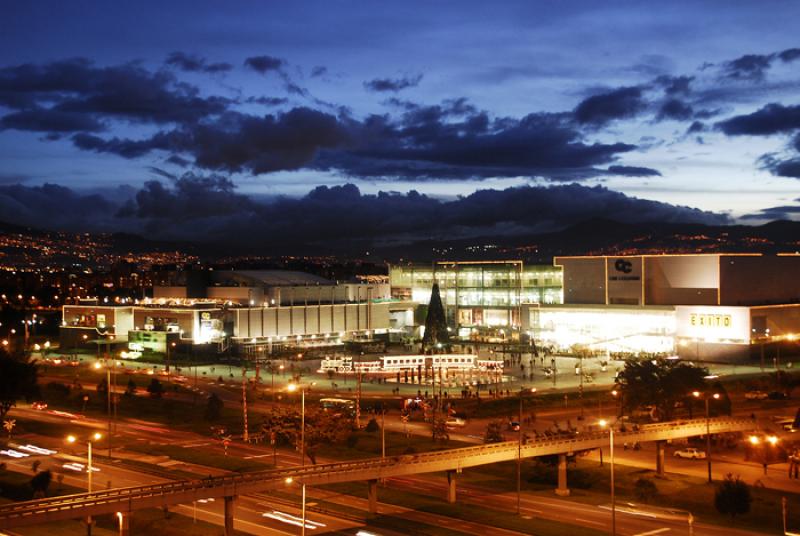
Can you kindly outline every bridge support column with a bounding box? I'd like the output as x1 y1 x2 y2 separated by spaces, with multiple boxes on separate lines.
447 470 457 503
224 495 237 536
119 512 131 536
656 440 666 475
368 479 378 513
555 454 570 496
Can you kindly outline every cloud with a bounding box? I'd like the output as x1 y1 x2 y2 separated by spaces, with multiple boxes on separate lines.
721 53 775 81
717 103 800 135
0 180 729 246
246 96 289 106
655 75 694 95
605 165 662 177
573 86 646 126
364 74 423 92
1 108 104 132
0 173 32 185
657 99 694 121
244 55 285 74
0 58 229 131
759 153 800 179
778 48 800 63
165 52 232 73
310 66 328 78
741 200 800 220
0 183 120 231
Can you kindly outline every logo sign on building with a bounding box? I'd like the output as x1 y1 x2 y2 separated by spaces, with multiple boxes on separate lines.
676 306 749 343
606 257 643 305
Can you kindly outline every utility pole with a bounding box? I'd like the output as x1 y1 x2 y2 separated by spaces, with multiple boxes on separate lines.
242 366 249 442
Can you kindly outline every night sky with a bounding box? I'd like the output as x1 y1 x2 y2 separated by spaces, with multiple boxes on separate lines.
1 1 800 248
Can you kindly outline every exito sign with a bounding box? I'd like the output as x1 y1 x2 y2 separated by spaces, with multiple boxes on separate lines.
689 313 732 328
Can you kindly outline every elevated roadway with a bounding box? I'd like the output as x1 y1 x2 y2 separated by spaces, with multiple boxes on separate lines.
0 417 755 532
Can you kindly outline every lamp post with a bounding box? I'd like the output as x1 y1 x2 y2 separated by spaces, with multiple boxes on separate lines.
749 434 780 475
285 476 306 536
692 390 720 483
67 432 102 536
288 382 314 467
598 419 615 536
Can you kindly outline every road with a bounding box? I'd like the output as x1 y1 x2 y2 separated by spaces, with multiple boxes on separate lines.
3 408 780 536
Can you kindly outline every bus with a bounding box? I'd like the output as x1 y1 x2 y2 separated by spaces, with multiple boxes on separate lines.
320 398 356 417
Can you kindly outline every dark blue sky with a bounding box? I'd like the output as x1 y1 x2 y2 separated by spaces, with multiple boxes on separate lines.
1 1 800 246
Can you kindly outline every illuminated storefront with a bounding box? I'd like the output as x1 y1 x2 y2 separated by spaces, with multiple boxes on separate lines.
390 261 563 336
527 304 676 356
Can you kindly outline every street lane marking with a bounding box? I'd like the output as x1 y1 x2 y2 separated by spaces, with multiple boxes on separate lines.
574 518 605 526
634 529 671 536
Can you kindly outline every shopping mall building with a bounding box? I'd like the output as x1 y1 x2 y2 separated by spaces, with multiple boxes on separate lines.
390 255 800 363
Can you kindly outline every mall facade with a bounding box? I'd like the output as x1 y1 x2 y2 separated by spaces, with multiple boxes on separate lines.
522 254 800 363
389 261 563 338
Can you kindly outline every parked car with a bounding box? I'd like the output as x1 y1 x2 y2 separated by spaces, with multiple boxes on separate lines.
674 447 706 459
31 401 48 410
768 391 788 400
744 390 769 400
445 417 466 429
508 421 520 432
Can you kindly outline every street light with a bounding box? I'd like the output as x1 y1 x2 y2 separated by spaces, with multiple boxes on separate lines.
692 390 720 483
598 419 615 536
288 382 315 467
67 432 103 536
285 476 307 536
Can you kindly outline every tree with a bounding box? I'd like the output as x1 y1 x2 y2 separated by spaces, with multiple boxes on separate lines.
97 377 108 397
634 477 658 502
714 474 752 519
0 349 39 421
422 283 449 352
431 418 449 443
205 393 224 421
616 358 708 421
125 378 137 397
483 421 506 443
30 470 52 499
146 378 164 398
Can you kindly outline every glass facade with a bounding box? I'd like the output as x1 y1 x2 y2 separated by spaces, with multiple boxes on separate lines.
390 261 563 331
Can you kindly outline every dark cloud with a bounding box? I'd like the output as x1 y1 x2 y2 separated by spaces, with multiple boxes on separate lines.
0 183 119 231
1 108 104 133
687 121 706 134
741 201 800 220
317 105 638 180
655 75 693 95
244 55 285 74
165 52 232 73
721 53 775 81
310 66 328 78
778 48 800 63
246 96 289 107
573 86 646 126
605 165 662 177
759 153 800 179
0 180 729 246
364 74 423 92
0 173 32 185
657 99 694 121
717 103 800 135
71 132 174 159
0 58 229 131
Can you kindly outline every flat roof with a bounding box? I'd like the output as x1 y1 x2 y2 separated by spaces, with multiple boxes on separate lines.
213 270 333 286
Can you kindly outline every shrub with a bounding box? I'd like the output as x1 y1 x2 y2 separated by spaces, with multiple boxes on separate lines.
634 477 658 502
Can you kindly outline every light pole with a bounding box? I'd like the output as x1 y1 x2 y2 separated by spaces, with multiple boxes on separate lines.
67 432 102 536
692 390 720 483
285 477 307 536
288 382 314 467
598 419 615 536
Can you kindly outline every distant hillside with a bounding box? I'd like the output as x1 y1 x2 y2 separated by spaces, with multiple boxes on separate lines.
2 217 800 266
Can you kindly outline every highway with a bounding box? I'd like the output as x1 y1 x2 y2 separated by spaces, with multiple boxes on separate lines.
0 417 753 531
